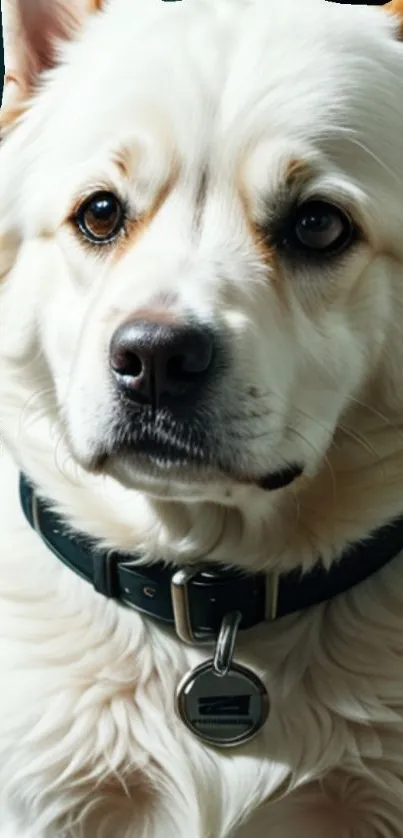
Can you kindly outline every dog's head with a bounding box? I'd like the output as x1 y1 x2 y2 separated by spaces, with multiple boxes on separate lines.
2 0 403 568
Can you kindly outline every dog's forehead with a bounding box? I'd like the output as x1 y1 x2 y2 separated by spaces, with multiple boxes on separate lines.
21 0 402 187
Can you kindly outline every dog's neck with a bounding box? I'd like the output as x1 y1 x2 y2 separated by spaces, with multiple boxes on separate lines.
4 377 403 579
19 470 403 643
1 336 403 577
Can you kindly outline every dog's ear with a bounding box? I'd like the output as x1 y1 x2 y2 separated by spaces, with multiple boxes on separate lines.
1 0 103 129
385 0 403 13
384 0 403 37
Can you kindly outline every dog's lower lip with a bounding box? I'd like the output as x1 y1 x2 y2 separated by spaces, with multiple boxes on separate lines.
256 464 303 491
105 452 303 491
89 428 303 490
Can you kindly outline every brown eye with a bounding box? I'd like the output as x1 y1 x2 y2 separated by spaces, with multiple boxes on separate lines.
75 191 124 243
284 200 355 256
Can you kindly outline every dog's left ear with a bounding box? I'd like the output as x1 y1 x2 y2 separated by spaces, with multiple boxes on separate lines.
1 0 103 129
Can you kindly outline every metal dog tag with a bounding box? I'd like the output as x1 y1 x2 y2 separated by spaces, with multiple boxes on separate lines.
176 612 269 748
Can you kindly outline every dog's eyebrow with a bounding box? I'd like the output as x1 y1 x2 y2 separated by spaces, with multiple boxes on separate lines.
238 155 315 233
283 158 313 192
113 148 132 180
111 145 141 181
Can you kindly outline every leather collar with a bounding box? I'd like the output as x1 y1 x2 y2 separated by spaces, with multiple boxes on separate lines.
19 473 403 644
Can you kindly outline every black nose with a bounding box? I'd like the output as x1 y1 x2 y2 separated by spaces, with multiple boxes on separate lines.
109 319 215 405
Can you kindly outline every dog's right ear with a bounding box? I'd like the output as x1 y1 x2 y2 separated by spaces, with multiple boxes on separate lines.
384 0 403 15
384 0 403 38
1 0 103 130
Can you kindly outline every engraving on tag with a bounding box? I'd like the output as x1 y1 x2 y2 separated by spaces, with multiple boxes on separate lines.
176 661 269 748
197 695 251 716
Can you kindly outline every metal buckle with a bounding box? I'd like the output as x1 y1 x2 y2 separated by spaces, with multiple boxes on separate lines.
171 566 279 644
171 566 213 645
265 572 279 621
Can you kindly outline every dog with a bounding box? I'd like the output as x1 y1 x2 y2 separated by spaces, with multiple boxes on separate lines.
3 0 403 834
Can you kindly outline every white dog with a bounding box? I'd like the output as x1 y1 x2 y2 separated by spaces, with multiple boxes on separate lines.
3 0 403 835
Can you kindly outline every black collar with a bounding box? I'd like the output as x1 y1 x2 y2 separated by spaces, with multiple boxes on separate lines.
19 473 403 645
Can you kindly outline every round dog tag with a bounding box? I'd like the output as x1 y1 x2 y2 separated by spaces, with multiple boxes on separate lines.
176 660 269 748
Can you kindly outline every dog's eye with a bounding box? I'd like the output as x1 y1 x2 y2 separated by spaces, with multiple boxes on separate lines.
282 200 355 256
75 191 124 243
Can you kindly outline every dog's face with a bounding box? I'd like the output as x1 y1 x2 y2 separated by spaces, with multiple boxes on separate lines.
2 0 403 513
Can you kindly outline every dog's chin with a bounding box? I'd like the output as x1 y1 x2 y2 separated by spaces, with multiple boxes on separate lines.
89 447 304 501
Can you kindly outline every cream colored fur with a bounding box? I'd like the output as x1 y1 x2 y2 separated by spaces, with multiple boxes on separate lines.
2 0 403 835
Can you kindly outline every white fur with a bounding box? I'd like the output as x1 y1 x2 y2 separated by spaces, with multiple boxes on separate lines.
2 0 403 834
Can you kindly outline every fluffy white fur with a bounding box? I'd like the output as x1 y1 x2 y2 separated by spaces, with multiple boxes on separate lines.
2 0 403 834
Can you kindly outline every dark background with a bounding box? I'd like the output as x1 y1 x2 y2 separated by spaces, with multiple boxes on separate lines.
0 1 391 106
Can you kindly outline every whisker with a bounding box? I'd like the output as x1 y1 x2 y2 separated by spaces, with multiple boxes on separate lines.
285 424 337 507
336 420 382 463
346 394 403 446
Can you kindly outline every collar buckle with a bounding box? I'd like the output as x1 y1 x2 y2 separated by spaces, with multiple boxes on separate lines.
265 572 279 621
171 566 214 645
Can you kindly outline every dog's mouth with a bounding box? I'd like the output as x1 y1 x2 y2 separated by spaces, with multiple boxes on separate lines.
91 413 303 492
255 464 303 491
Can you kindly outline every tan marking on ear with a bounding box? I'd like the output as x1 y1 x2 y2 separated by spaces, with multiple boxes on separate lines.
0 70 26 133
384 0 403 38
4 71 18 85
0 98 27 133
1 0 103 131
385 0 403 15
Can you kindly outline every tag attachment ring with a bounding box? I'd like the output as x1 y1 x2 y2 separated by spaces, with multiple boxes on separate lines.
213 611 242 676
175 609 270 748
